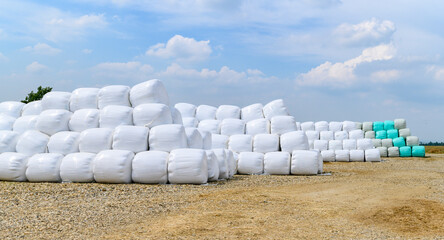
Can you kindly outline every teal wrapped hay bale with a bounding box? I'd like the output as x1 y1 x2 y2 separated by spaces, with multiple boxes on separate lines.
412 146 425 157
399 146 412 157
394 118 406 130
376 130 387 139
387 129 399 139
393 137 406 148
384 120 395 130
373 121 384 132
406 136 419 146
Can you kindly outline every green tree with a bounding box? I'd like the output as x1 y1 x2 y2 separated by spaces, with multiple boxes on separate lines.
21 86 53 104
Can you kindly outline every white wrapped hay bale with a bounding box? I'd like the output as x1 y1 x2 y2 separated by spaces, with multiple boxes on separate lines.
69 109 100 132
377 147 388 157
363 122 373 132
343 139 357 150
36 109 72 135
342 121 356 132
241 103 264 122
205 150 220 181
313 140 328 151
357 139 374 150
246 118 270 135
381 138 393 148
334 131 348 140
399 128 411 138
0 152 28 181
70 88 99 111
372 139 382 148
98 85 131 109
349 149 364 162
198 130 212 150
229 134 253 153
328 140 343 150
168 149 208 184
264 152 290 175
315 121 329 131
0 101 25 118
216 105 241 120
26 153 64 182
225 150 237 178
301 121 315 132
220 119 245 136
270 116 296 135
237 152 264 175
394 118 406 130
320 131 334 141
170 107 183 125
112 126 149 153
406 136 419 146
13 115 38 133
253 134 279 153
99 105 133 128
211 134 229 149
349 130 364 140
212 149 229 179
60 153 95 183
21 101 43 116
365 149 381 162
329 121 343 132
131 151 168 184
365 131 375 139
47 131 80 155
16 130 49 155
129 79 169 107
185 127 203 149
335 149 350 162
291 150 319 175
149 124 188 152
355 122 363 130
388 147 399 157
280 131 309 152
313 149 323 174
133 103 172 128
174 103 196 118
196 105 217 121
182 117 199 128
263 99 289 120
93 150 134 184
0 131 20 152
198 119 221 134
321 150 335 162
295 122 301 131
0 114 16 131
78 128 113 153
305 130 320 141
41 92 71 111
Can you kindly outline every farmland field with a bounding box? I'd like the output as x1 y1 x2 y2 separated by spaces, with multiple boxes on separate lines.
425 145 444 154
0 155 443 239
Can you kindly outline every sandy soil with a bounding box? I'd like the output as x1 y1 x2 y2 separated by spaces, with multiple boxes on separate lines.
0 155 443 239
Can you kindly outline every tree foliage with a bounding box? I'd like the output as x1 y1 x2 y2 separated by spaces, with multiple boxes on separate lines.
21 86 53 104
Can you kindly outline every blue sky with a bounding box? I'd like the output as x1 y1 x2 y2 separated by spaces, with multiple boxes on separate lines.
1 0 443 141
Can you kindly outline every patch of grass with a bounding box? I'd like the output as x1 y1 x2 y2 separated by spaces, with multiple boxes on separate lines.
425 146 444 154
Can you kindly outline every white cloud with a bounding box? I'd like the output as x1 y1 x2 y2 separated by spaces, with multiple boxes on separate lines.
82 49 93 54
43 14 107 42
0 52 8 61
334 18 395 46
92 61 154 81
427 65 444 81
146 35 212 62
21 43 61 55
26 61 48 73
371 70 400 83
297 44 396 87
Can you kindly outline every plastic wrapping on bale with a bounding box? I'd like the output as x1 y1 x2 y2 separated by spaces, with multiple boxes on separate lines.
213 149 229 179
78 128 114 153
399 128 411 138
263 152 290 175
93 150 134 184
237 152 264 175
36 110 72 135
291 150 319 175
182 117 198 128
375 130 387 139
21 101 43 116
168 149 208 184
373 121 384 132
185 127 203 149
329 122 343 132
0 114 15 131
399 146 412 157
241 103 264 122
171 107 183 125
16 130 49 155
320 131 334 141
41 92 71 111
13 115 38 133
0 131 20 152
295 122 301 131
372 139 382 148
300 121 315 132
131 151 168 184
211 134 229 149
355 122 363 130
0 153 28 181
99 105 133 128
98 85 131 109
69 109 100 132
253 134 279 153
196 105 217 121
112 126 149 153
335 150 350 162
313 140 328 151
314 121 329 131
205 150 220 181
343 139 357 150
270 116 296 135
149 124 188 152
364 131 375 139
381 139 393 148
321 150 335 162
47 131 80 155
384 120 395 130
129 79 169 107
246 118 270 135
377 147 388 157
357 139 374 150
365 149 381 162
308 140 314 150
60 153 95 183
406 136 419 146
70 88 99 111
349 130 364 140
342 121 356 132
328 140 343 150
394 119 406 130
226 150 237 178
174 103 196 118
216 105 241 120
362 122 373 132
393 137 406 148
388 147 399 157
280 131 309 153
220 119 245 136
334 131 348 140
198 119 221 134
26 153 64 182
387 129 398 139
349 149 365 162
305 130 320 141
0 101 25 118
133 103 172 128
314 150 323 174
412 146 425 157
229 134 252 153
198 130 212 150
262 99 289 120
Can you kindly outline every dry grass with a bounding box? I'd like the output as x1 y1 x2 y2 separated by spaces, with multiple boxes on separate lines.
425 145 444 154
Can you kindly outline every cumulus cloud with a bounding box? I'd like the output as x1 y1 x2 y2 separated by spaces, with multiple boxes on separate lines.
43 14 107 41
146 35 212 62
26 61 48 73
427 65 444 81
334 18 395 46
370 70 400 83
297 44 396 87
92 61 154 81
21 43 61 55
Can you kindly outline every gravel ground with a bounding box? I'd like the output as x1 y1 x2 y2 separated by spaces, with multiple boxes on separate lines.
0 155 443 239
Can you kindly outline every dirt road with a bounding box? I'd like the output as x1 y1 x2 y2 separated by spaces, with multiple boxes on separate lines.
1 155 443 239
